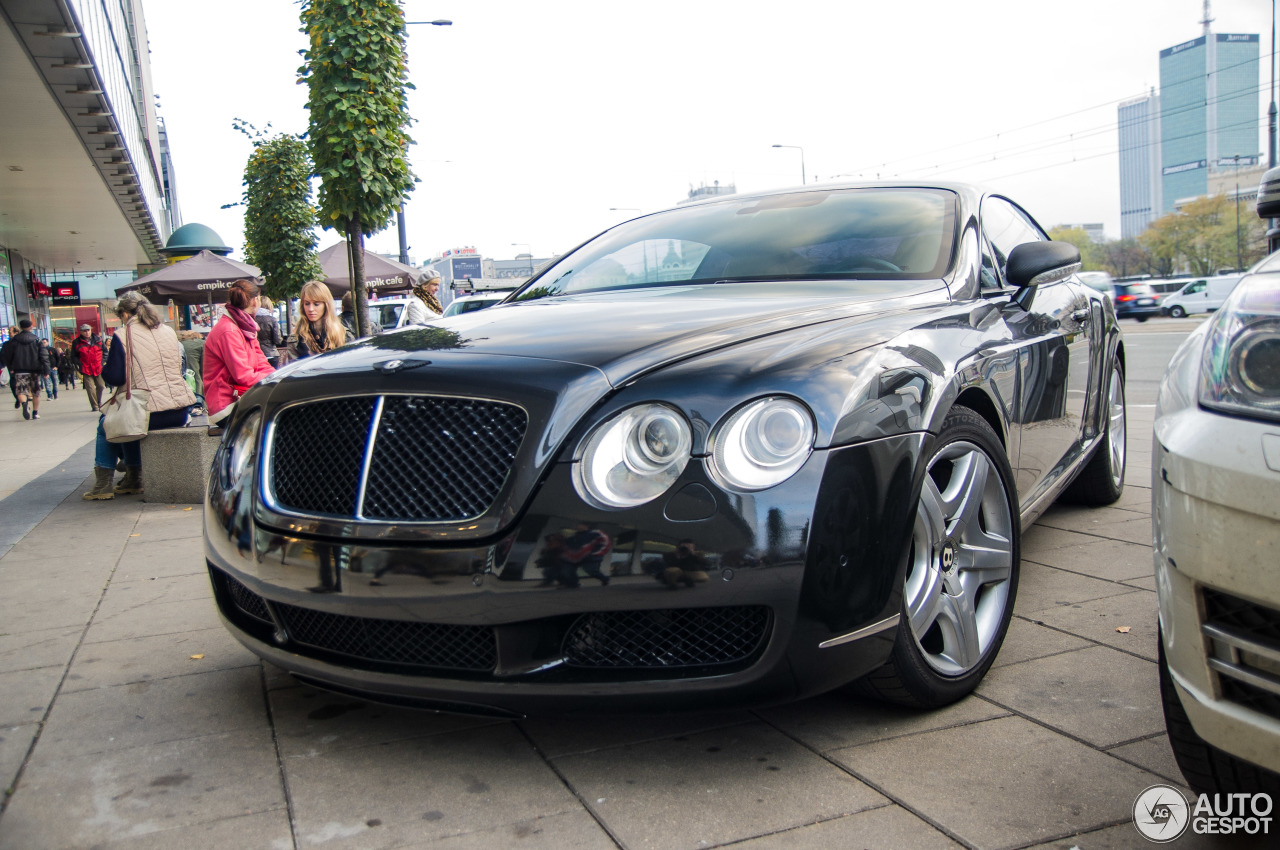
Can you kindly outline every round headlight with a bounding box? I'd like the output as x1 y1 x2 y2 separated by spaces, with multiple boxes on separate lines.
710 397 814 491
574 403 692 509
1233 329 1280 399
223 409 262 490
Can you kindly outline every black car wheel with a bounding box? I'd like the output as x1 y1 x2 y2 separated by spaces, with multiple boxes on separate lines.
1159 626 1280 796
1062 362 1126 505
1169 305 1187 319
858 407 1019 708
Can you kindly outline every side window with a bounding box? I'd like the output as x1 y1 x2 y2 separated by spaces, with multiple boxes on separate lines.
982 196 1048 284
1187 281 1206 295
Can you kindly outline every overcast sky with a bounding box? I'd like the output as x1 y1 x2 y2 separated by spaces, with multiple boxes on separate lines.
142 0 1277 265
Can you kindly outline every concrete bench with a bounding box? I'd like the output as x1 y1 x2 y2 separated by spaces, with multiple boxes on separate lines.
139 416 221 504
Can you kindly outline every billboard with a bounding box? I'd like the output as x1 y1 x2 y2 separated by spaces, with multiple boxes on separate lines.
451 257 482 281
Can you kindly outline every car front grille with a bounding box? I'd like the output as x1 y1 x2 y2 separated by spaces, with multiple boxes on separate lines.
563 606 771 668
1201 588 1280 721
267 395 527 522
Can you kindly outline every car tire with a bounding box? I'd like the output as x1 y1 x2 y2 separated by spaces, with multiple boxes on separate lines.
1169 306 1187 319
1159 627 1280 796
856 406 1019 708
1061 361 1126 506
1136 315 1150 322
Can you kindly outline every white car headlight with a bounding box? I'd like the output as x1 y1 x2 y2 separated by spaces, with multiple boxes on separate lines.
709 397 815 491
223 409 262 490
573 403 692 508
1199 275 1280 423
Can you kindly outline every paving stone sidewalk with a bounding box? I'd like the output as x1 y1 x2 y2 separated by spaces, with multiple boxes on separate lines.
0 406 1256 849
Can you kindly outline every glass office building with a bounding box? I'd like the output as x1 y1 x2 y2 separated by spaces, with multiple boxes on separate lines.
1118 92 1162 239
1159 33 1260 213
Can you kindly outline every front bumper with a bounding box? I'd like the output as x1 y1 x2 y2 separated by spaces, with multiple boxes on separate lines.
1154 404 1280 774
205 433 924 715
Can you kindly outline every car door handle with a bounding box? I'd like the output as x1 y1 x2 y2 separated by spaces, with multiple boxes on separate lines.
1071 309 1090 323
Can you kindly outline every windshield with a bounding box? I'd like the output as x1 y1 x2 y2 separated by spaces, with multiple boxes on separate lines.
514 188 957 301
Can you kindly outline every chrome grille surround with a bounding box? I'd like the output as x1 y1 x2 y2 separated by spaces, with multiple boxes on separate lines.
263 394 528 523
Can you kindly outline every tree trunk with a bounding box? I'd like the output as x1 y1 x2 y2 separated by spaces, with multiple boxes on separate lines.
346 215 368 339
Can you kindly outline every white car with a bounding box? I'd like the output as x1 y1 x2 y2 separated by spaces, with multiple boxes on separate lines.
1160 274 1245 319
442 292 507 317
1154 256 1280 794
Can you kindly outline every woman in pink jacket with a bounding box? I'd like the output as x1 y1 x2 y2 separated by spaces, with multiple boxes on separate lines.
204 279 275 425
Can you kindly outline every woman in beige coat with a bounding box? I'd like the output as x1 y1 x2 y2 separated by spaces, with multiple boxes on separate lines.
83 291 196 500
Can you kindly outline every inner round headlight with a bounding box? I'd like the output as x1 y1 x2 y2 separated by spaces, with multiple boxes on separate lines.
1233 330 1280 399
223 409 262 490
574 403 692 508
710 397 815 491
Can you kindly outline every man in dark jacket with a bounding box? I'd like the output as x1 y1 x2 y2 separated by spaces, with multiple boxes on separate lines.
254 297 285 368
0 319 51 420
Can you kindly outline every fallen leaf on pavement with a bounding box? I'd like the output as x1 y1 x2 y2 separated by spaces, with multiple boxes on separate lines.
1116 626 1131 633
189 654 205 660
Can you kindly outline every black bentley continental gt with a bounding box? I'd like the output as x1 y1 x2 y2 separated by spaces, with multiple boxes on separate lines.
206 182 1127 717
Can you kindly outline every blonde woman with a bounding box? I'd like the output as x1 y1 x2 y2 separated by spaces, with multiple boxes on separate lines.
405 271 444 325
84 291 196 500
286 281 347 360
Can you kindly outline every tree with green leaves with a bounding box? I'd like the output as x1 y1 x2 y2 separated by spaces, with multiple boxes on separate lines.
298 0 416 337
241 131 323 311
1047 226 1104 271
1141 195 1267 276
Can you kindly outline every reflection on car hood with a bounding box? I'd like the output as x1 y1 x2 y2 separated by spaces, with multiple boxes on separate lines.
284 280 948 387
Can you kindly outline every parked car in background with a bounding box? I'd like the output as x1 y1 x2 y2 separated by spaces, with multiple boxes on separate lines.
1079 273 1160 321
368 296 413 332
205 181 1127 716
1154 254 1280 794
1111 281 1161 321
1159 274 1244 318
442 292 510 317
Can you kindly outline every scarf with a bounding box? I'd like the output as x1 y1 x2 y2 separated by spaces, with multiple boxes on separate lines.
413 284 444 316
226 305 260 343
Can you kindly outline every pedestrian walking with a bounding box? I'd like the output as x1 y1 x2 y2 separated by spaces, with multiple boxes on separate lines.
39 339 58 399
254 295 285 367
286 281 347 360
71 324 106 411
57 343 76 389
0 319 51 420
83 292 196 500
405 271 444 325
6 326 19 408
204 279 274 426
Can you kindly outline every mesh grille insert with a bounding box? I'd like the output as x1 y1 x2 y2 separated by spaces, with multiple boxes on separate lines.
363 396 527 521
224 573 272 624
564 606 770 668
270 397 376 516
273 602 496 671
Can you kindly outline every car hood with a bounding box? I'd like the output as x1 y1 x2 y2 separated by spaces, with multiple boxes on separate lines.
283 280 949 387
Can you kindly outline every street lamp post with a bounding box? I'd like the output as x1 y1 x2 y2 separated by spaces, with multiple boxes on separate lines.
1233 155 1242 271
772 144 805 184
397 19 454 266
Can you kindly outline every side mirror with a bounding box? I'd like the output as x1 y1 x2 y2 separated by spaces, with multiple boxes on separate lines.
1005 241 1081 310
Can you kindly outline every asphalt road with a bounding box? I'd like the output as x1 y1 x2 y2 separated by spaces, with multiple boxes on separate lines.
1117 316 1203 404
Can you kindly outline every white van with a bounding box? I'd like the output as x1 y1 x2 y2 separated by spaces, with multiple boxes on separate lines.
1159 274 1242 318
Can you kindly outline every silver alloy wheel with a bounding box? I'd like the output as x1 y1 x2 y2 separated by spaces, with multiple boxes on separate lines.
1105 365 1126 491
904 440 1014 676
